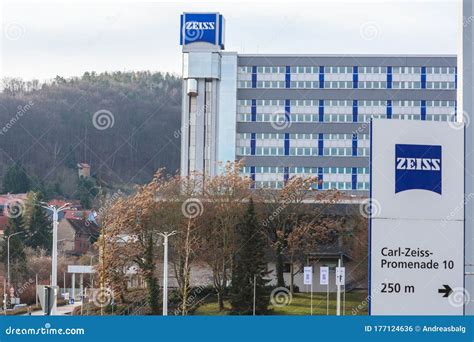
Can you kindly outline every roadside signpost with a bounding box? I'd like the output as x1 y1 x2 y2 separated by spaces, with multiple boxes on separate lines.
320 267 329 315
370 119 465 315
336 265 346 315
335 262 345 315
304 266 313 315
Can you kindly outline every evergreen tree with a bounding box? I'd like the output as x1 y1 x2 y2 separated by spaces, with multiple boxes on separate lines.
24 192 52 252
77 177 98 209
230 198 270 315
2 215 28 286
2 163 31 193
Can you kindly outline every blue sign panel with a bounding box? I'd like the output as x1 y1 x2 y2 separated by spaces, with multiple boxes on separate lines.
395 144 442 194
180 13 224 47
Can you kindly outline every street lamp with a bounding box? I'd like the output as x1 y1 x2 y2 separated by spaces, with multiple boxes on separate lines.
5 231 24 310
158 231 177 316
40 202 70 315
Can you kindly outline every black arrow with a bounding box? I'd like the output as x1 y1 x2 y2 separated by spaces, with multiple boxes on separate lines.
438 285 453 298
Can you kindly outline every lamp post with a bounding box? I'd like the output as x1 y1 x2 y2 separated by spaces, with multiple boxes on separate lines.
6 231 23 309
40 203 70 315
158 231 177 316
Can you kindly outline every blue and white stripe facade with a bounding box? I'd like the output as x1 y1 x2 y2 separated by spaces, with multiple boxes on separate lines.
180 14 457 195
233 56 456 194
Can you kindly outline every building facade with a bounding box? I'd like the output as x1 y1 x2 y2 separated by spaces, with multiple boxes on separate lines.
180 13 457 195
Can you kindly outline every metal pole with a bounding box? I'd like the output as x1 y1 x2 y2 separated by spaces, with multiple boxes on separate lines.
6 232 22 308
35 274 38 307
163 234 168 316
343 284 346 316
336 259 341 316
253 274 256 316
7 236 10 295
310 281 313 316
326 283 329 315
159 231 176 316
3 278 6 314
39 203 69 315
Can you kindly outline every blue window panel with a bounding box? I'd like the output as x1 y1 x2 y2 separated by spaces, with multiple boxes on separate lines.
352 100 358 123
285 66 291 89
352 168 357 190
318 133 324 156
387 66 392 89
284 133 290 156
421 66 426 89
251 99 256 122
319 66 324 88
387 100 392 119
284 167 289 183
319 100 324 122
250 166 256 189
454 100 457 120
421 100 426 121
218 15 223 46
285 99 291 123
251 66 257 88
250 133 256 155
318 167 323 190
353 66 358 89
455 66 457 89
352 133 357 157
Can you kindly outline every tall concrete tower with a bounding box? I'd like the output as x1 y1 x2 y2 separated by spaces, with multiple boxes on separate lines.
180 13 237 177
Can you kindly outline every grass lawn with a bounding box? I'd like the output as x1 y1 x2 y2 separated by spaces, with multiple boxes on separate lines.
193 291 368 316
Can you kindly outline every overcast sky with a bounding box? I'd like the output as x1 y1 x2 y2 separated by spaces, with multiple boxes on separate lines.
0 0 460 81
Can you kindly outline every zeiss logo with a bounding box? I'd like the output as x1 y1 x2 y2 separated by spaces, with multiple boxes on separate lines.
185 21 216 30
395 144 442 194
180 13 223 46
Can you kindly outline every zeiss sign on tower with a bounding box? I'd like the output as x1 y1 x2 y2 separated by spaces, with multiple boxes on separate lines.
180 13 225 48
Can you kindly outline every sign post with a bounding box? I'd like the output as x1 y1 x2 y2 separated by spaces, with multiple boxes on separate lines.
320 266 329 315
370 119 465 315
303 266 313 315
335 263 345 316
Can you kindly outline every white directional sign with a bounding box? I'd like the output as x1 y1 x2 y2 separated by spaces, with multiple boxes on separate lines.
320 267 329 285
335 267 345 286
68 265 94 274
303 267 313 285
370 119 465 315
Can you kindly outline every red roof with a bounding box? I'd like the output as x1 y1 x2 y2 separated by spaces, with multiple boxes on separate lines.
47 199 82 209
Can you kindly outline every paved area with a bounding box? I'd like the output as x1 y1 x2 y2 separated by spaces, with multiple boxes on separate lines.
24 302 82 316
